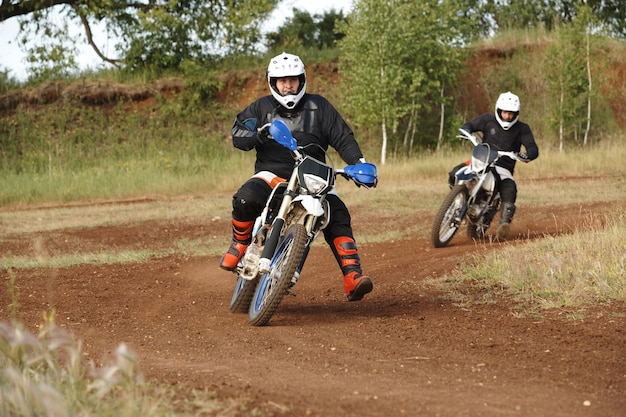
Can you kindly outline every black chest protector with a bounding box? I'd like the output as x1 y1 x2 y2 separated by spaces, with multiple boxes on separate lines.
267 98 323 149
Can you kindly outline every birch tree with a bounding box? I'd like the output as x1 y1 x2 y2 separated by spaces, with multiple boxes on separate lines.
544 3 600 150
339 0 478 163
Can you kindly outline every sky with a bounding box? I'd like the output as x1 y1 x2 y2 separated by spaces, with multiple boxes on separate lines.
0 0 353 81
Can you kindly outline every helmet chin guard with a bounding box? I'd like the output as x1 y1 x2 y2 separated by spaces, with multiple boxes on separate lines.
495 91 520 130
267 52 306 110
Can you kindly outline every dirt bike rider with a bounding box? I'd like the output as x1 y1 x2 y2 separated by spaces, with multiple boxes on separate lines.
449 91 539 239
219 52 375 302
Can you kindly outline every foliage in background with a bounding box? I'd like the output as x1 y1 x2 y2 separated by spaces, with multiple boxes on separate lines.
2 0 626 83
2 0 281 81
482 0 626 38
0 70 21 93
116 0 280 77
0 85 240 206
21 19 79 82
266 7 347 53
339 0 481 164
1 32 626 205
458 30 624 153
544 4 601 150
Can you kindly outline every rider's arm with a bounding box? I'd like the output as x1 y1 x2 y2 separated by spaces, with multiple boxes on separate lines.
460 123 473 134
317 96 364 165
519 123 539 161
460 113 492 139
231 97 273 151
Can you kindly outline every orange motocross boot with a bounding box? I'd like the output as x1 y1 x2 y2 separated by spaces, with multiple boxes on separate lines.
333 236 373 301
219 219 254 271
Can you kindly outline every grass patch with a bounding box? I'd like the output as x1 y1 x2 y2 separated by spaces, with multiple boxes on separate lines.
2 141 626 269
0 151 257 208
2 250 156 269
428 212 626 315
0 317 266 417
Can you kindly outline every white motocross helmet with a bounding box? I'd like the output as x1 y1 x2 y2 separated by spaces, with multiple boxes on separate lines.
495 91 520 130
267 52 306 110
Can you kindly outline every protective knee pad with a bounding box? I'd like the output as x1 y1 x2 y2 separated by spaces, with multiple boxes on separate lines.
232 179 271 221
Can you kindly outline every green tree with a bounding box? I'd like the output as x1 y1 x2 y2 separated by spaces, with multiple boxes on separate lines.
339 0 480 163
483 0 561 31
1 0 280 79
24 20 79 81
266 8 347 52
543 5 600 151
483 0 626 38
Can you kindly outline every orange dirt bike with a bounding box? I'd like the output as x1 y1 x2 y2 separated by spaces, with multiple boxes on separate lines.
228 119 377 326
431 129 524 248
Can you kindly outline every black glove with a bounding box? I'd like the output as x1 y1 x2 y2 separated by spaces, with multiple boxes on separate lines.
517 152 531 163
256 123 272 145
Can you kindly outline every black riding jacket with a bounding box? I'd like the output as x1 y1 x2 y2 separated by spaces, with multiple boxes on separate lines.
461 113 539 174
231 93 364 179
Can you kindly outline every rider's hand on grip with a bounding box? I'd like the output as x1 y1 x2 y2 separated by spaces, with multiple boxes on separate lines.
517 151 531 163
458 128 479 144
458 128 471 138
345 162 378 189
257 123 272 145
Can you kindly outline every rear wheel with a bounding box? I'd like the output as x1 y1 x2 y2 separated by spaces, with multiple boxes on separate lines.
466 201 498 240
466 222 484 239
248 224 308 326
431 185 468 248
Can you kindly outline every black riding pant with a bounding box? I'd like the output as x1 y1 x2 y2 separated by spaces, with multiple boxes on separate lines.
498 178 517 204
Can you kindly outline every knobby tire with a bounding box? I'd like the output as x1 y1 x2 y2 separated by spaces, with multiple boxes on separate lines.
248 224 308 326
229 276 257 313
431 185 468 248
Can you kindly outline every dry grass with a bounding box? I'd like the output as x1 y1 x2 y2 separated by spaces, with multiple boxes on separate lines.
0 315 259 417
427 212 626 316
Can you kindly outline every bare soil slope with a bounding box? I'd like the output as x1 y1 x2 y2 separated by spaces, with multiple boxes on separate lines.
1 198 625 417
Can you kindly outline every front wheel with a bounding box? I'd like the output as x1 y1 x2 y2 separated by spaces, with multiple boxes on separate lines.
431 185 468 248
248 224 308 326
229 276 257 313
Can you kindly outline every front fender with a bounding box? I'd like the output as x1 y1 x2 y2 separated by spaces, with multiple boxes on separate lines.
292 195 324 217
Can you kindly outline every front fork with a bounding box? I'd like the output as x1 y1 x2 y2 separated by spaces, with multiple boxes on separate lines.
467 172 497 222
259 193 325 275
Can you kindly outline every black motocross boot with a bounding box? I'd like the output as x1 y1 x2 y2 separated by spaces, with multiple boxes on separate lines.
496 202 516 240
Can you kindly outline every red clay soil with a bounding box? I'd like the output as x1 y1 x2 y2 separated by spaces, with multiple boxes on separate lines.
1 199 625 417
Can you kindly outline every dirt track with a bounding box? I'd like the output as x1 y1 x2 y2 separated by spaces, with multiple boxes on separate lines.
1 199 625 417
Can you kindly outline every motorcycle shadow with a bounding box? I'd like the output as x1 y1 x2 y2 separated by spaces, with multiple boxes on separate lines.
240 291 441 327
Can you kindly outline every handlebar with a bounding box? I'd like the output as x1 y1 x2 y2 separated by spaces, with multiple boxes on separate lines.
497 150 522 162
269 119 378 188
458 128 527 162
457 128 480 146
